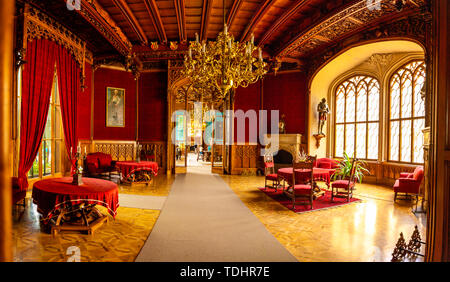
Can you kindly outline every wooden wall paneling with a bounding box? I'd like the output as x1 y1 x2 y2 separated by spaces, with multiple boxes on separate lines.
426 0 450 262
231 144 259 175
93 140 136 161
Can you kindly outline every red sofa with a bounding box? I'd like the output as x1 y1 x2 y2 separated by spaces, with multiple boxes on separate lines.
393 166 424 202
12 177 26 207
85 152 117 178
314 158 339 178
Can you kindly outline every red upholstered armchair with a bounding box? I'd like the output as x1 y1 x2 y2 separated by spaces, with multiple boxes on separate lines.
85 152 117 178
12 177 26 207
393 166 424 202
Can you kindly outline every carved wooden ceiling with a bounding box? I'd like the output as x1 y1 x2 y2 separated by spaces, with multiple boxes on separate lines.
23 0 428 69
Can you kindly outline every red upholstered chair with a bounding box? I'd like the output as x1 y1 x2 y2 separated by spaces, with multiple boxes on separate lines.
264 159 279 190
85 152 117 178
12 177 26 207
283 159 314 210
393 166 424 202
331 158 357 202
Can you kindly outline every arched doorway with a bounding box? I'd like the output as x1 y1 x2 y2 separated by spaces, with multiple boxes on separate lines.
166 61 232 175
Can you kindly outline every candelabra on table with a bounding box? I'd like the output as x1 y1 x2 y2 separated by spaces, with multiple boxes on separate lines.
136 143 142 163
71 145 84 185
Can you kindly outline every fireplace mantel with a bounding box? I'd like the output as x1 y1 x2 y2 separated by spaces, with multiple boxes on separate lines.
263 134 302 158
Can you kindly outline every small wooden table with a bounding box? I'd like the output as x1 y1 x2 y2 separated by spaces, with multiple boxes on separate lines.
115 161 159 185
32 177 119 236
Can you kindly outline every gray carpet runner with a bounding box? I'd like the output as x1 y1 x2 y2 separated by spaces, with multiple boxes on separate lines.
135 167 297 262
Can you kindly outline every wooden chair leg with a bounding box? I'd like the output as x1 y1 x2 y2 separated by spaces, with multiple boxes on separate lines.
394 192 397 202
331 187 334 202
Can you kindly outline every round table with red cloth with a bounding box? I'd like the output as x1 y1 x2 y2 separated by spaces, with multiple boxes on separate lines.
32 177 119 220
115 161 159 180
277 167 335 186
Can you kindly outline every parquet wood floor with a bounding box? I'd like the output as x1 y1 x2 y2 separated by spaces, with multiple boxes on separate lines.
220 174 426 262
12 173 175 262
12 172 425 262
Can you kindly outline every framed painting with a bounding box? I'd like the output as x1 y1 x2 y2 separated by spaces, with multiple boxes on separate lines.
106 87 125 127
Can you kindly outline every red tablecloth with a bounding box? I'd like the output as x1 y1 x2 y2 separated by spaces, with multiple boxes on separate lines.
32 177 119 220
277 167 335 186
115 161 159 180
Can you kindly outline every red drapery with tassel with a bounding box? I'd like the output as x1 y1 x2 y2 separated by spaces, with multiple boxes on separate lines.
18 39 80 189
56 44 79 173
18 39 58 189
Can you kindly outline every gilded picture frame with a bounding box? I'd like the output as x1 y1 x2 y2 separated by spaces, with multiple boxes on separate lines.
106 87 125 127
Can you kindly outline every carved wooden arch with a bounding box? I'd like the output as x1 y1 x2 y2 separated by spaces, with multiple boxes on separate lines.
21 4 93 67
166 60 190 173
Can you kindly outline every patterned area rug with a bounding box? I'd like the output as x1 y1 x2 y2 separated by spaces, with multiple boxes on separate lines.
258 188 361 213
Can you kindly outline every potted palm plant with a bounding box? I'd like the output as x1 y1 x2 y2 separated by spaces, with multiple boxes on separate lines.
332 152 370 183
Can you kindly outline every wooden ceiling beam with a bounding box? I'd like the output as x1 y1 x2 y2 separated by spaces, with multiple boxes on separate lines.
240 0 276 42
143 0 167 43
227 0 244 28
200 0 213 40
69 0 132 56
258 0 309 47
112 0 148 45
174 0 187 42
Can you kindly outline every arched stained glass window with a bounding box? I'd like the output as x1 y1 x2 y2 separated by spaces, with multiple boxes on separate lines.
389 60 426 164
334 76 380 160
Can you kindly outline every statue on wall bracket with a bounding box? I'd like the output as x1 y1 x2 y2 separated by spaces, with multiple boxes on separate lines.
317 98 329 134
313 98 329 148
278 114 286 134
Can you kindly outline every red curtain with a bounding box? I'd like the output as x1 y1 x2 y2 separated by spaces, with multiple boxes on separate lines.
18 39 58 189
18 39 81 189
56 44 80 172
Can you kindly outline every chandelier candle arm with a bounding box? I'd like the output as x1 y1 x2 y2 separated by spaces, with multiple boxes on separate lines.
183 22 268 99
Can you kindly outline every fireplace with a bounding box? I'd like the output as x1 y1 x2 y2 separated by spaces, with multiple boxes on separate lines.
273 149 293 164
264 134 302 170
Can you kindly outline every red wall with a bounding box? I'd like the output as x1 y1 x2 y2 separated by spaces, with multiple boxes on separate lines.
77 63 92 140
93 67 136 140
233 71 307 143
263 72 307 134
234 81 261 143
138 72 167 141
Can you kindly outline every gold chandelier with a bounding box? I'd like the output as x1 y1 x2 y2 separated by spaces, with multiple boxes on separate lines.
183 2 267 99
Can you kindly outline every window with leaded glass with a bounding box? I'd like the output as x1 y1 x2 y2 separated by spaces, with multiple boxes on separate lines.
389 60 426 164
334 75 380 160
27 72 63 178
